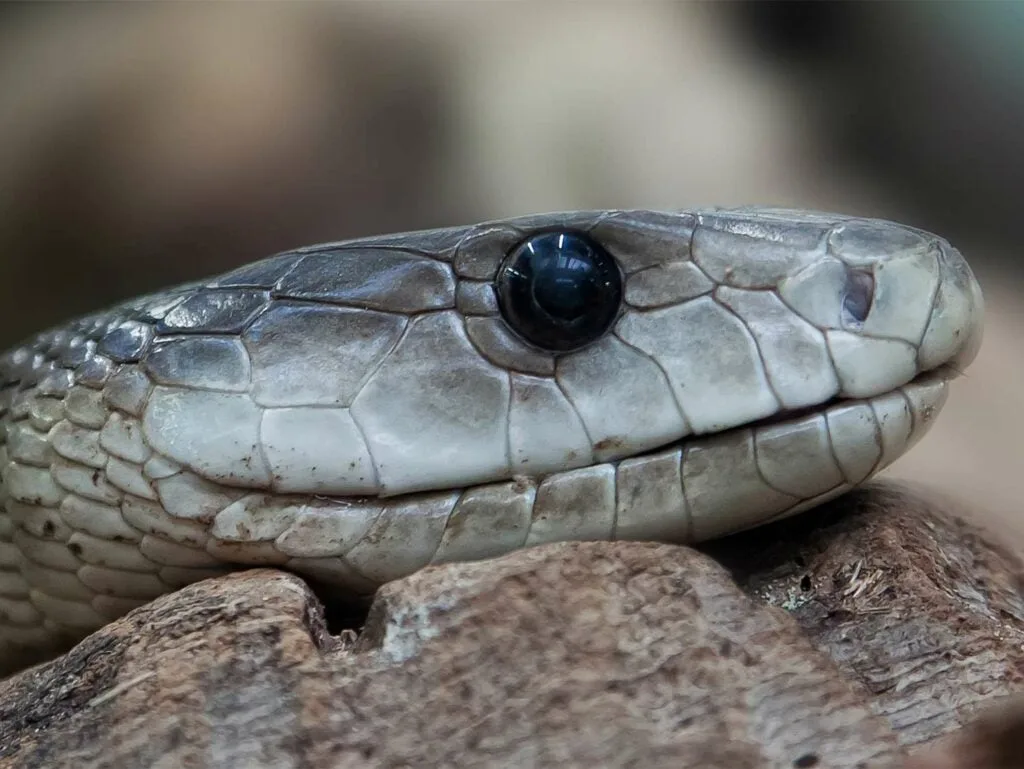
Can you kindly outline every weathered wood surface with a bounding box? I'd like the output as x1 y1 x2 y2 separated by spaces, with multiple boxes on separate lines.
707 482 1024 748
0 482 1022 768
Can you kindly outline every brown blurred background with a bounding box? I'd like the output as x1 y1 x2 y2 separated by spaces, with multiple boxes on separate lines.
0 2 1020 537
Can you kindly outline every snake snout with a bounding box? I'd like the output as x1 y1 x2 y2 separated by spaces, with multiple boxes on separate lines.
774 218 983 399
936 242 985 372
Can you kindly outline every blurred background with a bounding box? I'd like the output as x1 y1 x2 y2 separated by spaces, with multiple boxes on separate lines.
0 2 1021 537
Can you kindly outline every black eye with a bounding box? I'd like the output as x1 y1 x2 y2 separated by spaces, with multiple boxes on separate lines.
495 231 623 352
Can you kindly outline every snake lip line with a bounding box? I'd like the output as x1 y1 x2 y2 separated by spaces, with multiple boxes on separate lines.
743 364 955 431
613 365 956 468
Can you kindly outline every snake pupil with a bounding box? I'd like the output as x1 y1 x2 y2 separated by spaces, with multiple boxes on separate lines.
496 231 623 352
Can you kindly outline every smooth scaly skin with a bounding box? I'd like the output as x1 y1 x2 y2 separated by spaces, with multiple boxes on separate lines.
0 207 984 673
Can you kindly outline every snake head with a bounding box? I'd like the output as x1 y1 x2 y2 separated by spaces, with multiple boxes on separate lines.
105 207 983 500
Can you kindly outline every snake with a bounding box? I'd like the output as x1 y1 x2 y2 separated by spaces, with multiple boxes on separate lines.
0 207 983 673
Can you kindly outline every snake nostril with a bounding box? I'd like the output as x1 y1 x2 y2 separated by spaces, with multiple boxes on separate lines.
841 269 874 329
495 230 623 352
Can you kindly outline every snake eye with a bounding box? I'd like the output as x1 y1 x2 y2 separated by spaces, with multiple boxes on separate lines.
495 231 623 352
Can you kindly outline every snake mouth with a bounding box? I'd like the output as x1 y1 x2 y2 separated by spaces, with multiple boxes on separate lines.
743 364 959 433
617 364 959 468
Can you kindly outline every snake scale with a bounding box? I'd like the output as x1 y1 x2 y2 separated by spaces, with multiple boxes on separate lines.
0 207 984 673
